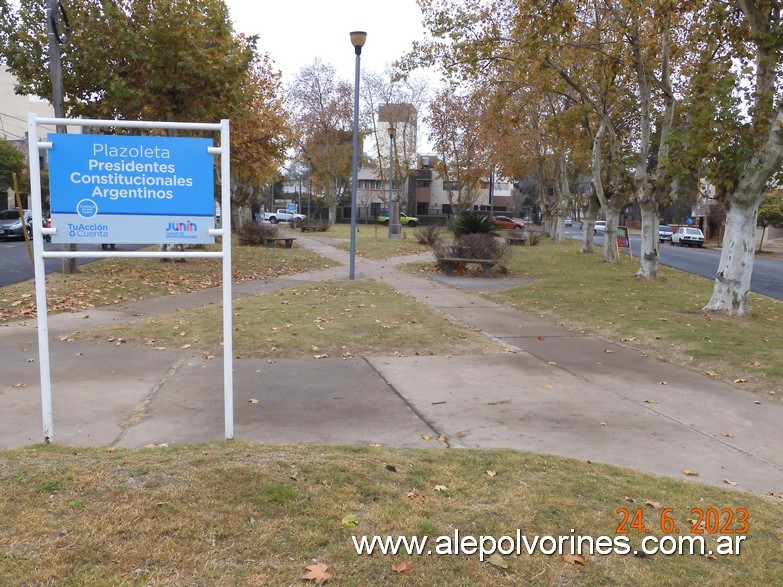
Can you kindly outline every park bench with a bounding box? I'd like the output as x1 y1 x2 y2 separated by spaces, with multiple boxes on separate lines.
505 236 527 246
264 237 297 249
437 257 498 278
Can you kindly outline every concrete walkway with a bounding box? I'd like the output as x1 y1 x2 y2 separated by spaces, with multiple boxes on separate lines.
2 231 782 497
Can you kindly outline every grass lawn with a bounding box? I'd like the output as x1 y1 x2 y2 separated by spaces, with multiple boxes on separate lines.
483 239 783 399
307 222 431 259
0 243 338 323
1 443 780 586
72 279 504 359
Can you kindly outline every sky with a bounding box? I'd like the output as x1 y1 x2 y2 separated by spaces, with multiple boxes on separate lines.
223 0 428 84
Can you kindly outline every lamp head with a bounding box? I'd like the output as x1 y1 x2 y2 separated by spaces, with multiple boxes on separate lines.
350 31 367 55
388 126 396 139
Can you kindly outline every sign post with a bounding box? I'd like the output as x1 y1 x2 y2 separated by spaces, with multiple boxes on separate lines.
616 225 631 259
28 115 234 442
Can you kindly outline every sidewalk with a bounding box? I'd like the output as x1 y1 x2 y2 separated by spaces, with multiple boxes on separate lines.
2 231 782 497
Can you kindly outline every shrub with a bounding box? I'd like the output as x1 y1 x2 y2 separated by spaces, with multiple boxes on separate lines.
452 212 497 237
434 233 510 264
414 225 444 246
235 222 279 245
528 231 541 246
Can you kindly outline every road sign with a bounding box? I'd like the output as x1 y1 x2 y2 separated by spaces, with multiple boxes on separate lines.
616 225 630 248
48 133 215 244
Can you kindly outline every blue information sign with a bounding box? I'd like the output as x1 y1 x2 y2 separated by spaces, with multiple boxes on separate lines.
48 133 215 244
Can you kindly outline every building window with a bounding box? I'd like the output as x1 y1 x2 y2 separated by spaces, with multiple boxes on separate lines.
358 179 383 190
442 204 452 215
443 181 457 191
370 202 381 217
417 180 431 188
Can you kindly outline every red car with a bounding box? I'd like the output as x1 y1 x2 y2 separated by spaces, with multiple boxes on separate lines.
492 215 525 230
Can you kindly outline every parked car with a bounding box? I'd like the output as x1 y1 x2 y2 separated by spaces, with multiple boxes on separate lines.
671 226 705 247
593 220 607 235
0 209 32 240
492 215 525 230
658 224 673 243
262 209 306 224
564 217 573 227
378 212 418 227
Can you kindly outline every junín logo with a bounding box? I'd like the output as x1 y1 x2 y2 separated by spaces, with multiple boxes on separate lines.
166 221 197 232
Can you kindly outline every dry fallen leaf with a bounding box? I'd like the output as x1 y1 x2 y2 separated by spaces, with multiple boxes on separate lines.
721 432 734 438
248 398 260 404
434 484 448 492
564 553 588 566
750 361 762 367
543 384 554 390
683 470 699 476
659 381 668 385
723 478 738 486
302 563 332 585
734 378 747 384
623 496 636 503
644 500 663 510
703 553 718 560
644 399 657 404
487 553 509 569
486 470 497 477
341 514 358 527
604 348 614 353
422 435 432 441
392 561 413 574
704 371 719 377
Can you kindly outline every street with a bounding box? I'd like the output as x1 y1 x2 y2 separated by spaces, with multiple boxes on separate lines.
565 226 783 301
0 240 142 287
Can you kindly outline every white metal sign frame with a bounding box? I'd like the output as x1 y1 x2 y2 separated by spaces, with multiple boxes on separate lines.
27 114 234 442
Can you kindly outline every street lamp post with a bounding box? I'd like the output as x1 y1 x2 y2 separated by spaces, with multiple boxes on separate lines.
387 126 395 239
489 169 494 220
349 31 366 280
307 156 312 222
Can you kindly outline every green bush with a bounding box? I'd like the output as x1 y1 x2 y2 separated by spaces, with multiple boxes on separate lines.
451 212 497 237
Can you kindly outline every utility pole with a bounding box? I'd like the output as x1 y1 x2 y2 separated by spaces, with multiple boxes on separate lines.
46 0 76 274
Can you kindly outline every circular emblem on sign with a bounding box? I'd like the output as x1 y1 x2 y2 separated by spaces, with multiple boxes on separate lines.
77 199 98 218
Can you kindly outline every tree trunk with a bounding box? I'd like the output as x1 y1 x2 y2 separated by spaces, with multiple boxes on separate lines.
757 225 767 253
232 205 253 231
703 201 758 316
603 208 621 263
580 192 599 254
636 202 660 279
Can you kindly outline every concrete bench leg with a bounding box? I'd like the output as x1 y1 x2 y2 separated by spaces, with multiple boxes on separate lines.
442 261 453 275
266 240 275 248
482 263 493 277
285 240 293 248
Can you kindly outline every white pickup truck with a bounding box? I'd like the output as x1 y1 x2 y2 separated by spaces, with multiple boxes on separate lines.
262 209 306 224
